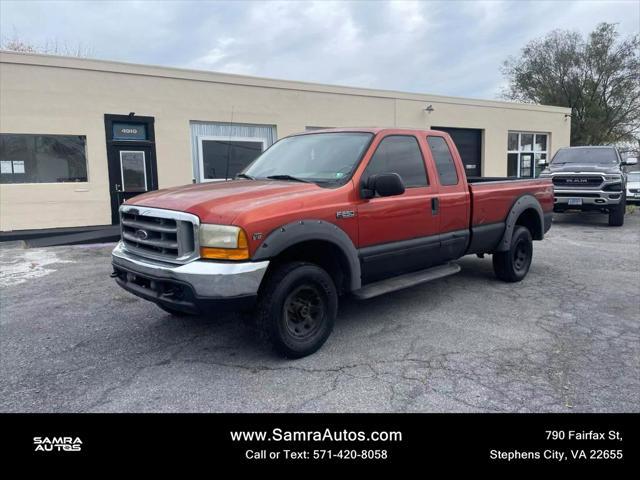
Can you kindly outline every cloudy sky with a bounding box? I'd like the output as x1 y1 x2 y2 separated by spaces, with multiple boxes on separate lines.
1 0 638 99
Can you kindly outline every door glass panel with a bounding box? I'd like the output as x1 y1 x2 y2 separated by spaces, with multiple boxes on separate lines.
120 151 147 192
363 135 428 188
507 153 518 177
535 153 547 177
520 153 533 178
426 136 458 185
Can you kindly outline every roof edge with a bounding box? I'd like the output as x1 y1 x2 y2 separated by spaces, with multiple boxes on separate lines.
0 50 572 114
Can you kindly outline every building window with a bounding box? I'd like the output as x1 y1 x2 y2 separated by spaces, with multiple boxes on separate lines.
362 135 428 188
190 121 276 182
0 134 88 184
197 136 266 182
507 132 548 178
427 136 459 186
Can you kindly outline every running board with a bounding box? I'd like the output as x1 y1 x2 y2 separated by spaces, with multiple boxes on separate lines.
352 262 461 300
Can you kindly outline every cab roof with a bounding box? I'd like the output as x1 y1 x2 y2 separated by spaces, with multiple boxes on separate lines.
291 127 449 136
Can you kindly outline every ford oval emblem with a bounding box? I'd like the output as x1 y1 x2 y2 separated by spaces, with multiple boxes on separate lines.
135 229 149 240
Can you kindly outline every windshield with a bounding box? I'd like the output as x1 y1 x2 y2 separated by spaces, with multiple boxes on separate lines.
551 148 618 165
628 172 640 182
243 132 373 184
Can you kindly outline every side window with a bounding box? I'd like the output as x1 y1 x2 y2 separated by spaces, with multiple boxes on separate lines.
361 135 428 188
427 136 459 186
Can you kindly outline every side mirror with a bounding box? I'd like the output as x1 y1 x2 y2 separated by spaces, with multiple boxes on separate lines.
362 173 405 198
623 157 638 166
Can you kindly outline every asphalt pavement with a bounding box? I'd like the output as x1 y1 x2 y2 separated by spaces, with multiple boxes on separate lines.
1 211 638 412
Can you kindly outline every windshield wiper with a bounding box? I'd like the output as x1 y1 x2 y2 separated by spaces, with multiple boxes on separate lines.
236 173 255 180
265 174 311 183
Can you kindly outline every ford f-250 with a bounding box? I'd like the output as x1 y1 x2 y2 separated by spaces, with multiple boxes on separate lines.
540 146 637 226
111 128 553 357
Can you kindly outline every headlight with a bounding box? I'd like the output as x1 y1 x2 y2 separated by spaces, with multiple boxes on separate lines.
606 175 622 181
199 224 249 260
538 172 552 178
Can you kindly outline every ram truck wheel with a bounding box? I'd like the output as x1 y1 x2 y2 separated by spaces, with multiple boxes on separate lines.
492 226 533 282
608 195 626 227
256 261 337 358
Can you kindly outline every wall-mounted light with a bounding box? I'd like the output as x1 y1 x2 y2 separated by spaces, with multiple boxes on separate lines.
424 104 435 113
564 113 572 120
128 112 136 117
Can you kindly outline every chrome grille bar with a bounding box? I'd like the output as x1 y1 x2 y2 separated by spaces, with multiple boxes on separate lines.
119 205 200 264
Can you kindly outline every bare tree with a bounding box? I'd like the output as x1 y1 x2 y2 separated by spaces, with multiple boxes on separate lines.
502 23 640 146
1 34 92 57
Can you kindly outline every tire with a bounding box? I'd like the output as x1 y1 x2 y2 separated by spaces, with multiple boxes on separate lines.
492 226 533 282
256 261 337 358
157 304 195 316
608 195 626 226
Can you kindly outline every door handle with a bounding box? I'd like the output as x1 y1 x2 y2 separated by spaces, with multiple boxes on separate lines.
431 197 439 215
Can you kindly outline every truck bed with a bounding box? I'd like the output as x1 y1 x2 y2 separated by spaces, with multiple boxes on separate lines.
468 177 554 226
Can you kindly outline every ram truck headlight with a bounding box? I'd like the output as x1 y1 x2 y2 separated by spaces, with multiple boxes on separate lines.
606 175 622 182
199 224 249 260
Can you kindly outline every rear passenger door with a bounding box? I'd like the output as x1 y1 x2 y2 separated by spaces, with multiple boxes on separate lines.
425 135 470 261
356 134 440 283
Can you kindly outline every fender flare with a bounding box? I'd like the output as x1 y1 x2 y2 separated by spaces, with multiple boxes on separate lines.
252 219 362 291
495 194 544 252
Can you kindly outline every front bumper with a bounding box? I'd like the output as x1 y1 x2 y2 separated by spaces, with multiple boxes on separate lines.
626 190 640 202
111 241 269 313
554 189 623 207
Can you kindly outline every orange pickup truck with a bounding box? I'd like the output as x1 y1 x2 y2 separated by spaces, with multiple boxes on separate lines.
112 128 553 357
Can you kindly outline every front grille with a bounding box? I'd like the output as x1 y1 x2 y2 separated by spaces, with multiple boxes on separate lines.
552 175 603 188
554 192 600 198
120 207 198 263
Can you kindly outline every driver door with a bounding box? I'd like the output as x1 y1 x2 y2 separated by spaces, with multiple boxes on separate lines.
356 134 440 283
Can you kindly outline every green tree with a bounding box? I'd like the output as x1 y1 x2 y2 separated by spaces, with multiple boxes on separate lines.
502 23 639 146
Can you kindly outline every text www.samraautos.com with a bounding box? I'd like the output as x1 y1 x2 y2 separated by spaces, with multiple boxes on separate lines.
230 428 403 442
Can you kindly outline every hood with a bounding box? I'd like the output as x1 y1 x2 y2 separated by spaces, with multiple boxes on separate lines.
546 162 621 174
126 179 326 225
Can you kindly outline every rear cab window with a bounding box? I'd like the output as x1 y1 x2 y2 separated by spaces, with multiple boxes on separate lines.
427 136 459 186
361 135 428 188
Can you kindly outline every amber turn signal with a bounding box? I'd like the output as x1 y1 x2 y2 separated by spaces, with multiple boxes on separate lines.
199 228 249 260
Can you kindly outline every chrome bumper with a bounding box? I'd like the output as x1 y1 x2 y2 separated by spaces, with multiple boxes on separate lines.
626 190 640 201
554 189 623 206
111 241 269 298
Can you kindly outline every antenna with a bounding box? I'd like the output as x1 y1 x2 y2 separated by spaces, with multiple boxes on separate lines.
225 106 235 181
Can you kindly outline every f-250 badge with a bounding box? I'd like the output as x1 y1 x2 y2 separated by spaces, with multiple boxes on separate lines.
336 210 356 219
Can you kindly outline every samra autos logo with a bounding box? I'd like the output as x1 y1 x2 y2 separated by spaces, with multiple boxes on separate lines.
33 436 83 452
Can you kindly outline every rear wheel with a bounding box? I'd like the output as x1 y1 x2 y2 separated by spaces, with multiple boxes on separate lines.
256 261 337 358
608 195 626 226
493 226 533 282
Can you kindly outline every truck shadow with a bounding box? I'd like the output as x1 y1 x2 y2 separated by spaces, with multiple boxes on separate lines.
158 255 503 358
551 211 629 228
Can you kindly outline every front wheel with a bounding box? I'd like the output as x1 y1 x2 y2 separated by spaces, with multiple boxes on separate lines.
256 261 337 358
492 226 533 282
608 195 626 226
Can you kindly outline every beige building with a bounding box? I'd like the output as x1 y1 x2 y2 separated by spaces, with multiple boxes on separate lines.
0 51 571 234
